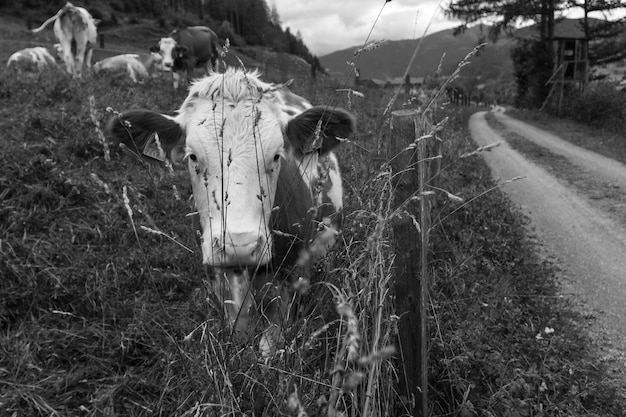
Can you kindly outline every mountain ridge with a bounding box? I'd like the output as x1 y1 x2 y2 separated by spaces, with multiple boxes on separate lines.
319 24 515 82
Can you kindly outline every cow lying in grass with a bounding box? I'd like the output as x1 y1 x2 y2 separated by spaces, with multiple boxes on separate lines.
107 68 356 355
6 47 58 72
93 53 163 83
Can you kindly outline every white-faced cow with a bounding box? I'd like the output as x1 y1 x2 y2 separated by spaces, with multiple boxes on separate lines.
6 47 58 72
93 53 164 83
150 26 220 89
31 2 98 79
107 68 355 353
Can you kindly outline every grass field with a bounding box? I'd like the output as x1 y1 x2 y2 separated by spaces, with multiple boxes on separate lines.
1 19 625 416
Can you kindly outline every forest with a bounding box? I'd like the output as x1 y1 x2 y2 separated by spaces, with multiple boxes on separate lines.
0 0 320 67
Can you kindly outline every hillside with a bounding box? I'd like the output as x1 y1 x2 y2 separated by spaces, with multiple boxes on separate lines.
0 0 319 69
0 17 315 85
319 24 515 82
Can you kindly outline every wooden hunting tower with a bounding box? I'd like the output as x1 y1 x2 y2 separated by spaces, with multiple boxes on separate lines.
550 20 589 88
545 19 590 111
517 18 591 111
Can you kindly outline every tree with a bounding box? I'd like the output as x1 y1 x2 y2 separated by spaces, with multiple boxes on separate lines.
446 0 559 39
567 0 626 63
269 2 281 25
240 0 270 45
447 0 562 107
448 0 626 108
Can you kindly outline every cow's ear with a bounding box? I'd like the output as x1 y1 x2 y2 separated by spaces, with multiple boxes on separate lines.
286 106 356 155
106 110 186 166
92 18 101 26
174 45 188 59
149 44 160 53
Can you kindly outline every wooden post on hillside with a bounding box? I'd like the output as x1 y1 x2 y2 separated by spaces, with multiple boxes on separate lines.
385 109 438 417
405 74 411 96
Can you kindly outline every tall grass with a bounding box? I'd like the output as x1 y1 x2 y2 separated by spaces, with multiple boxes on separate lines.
1 23 625 417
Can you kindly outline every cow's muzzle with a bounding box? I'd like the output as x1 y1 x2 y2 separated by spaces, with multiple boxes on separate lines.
203 232 269 267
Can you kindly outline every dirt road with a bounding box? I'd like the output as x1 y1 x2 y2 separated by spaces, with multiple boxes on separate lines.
469 109 626 367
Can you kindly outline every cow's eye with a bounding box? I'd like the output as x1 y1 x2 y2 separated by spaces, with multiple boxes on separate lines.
189 154 197 162
273 154 280 162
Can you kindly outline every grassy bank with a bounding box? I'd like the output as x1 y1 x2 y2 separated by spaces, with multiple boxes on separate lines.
1 42 625 416
428 108 625 416
507 106 626 166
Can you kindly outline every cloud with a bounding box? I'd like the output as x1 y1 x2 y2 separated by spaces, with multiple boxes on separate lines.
272 0 460 56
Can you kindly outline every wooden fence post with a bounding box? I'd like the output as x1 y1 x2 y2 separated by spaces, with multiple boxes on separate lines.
386 109 438 417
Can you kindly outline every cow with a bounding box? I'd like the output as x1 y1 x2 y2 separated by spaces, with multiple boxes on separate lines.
107 68 356 354
6 47 58 72
93 53 164 83
150 26 221 89
31 2 98 79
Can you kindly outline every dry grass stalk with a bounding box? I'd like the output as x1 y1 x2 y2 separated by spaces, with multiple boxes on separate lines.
459 141 502 158
140 225 194 253
122 185 139 243
88 95 110 161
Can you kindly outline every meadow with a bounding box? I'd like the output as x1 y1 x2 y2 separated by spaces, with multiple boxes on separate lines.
1 22 625 416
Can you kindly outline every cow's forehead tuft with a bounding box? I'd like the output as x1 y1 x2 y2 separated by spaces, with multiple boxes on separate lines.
187 68 273 102
159 37 176 48
181 69 312 126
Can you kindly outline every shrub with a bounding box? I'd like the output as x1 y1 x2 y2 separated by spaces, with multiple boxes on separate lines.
559 82 626 134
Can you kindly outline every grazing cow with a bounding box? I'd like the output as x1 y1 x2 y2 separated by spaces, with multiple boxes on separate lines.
93 53 164 83
31 2 98 79
107 68 356 353
150 26 221 89
6 47 58 71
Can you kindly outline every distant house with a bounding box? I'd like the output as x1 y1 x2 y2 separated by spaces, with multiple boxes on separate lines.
370 76 425 89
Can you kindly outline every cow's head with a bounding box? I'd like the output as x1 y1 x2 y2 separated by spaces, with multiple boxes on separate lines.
150 37 187 72
107 68 355 341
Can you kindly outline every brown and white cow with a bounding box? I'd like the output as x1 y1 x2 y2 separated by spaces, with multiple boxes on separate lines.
150 26 221 89
93 53 164 83
107 68 355 353
31 2 98 79
6 47 58 72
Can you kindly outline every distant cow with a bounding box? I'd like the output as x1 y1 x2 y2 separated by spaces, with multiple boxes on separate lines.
93 53 163 83
31 2 98 78
150 26 220 89
6 47 58 71
107 68 356 354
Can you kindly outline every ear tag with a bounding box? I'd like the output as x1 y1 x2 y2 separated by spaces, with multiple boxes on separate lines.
142 132 166 162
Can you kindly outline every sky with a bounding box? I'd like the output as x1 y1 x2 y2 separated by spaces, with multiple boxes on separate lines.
272 0 462 56
271 0 626 57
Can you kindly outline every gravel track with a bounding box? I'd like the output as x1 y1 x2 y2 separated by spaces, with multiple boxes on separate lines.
469 109 626 373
